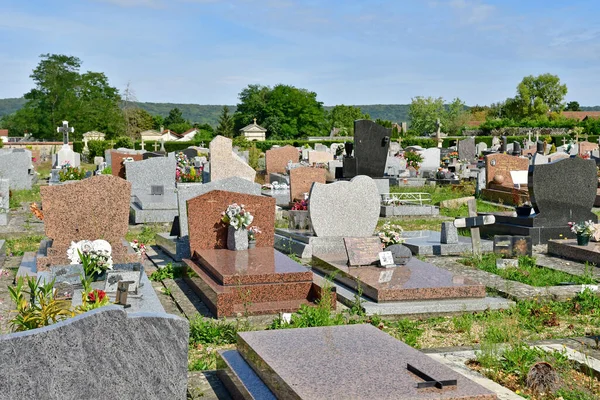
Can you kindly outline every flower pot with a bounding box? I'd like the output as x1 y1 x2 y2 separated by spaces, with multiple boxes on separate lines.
576 234 590 246
515 205 532 217
227 225 248 251
248 240 256 249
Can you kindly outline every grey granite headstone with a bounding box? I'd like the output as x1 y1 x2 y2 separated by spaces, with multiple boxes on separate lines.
457 137 476 161
476 142 487 155
384 244 412 265
419 147 441 172
440 221 458 244
309 175 379 237
529 156 598 225
182 148 198 159
0 149 32 189
0 307 188 399
353 120 391 177
125 153 176 199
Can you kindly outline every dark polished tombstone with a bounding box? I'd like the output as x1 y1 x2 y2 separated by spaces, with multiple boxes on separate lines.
182 148 198 159
500 136 507 153
511 141 522 156
345 120 391 178
481 157 598 244
344 142 353 157
142 152 165 160
536 140 544 154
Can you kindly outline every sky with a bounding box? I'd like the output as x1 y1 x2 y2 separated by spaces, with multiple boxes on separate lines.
1 0 600 106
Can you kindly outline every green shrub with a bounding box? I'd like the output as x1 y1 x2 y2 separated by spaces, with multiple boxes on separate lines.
188 315 242 345
115 136 134 149
87 140 113 159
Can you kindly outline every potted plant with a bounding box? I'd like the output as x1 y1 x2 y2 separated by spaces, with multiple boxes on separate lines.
403 150 424 175
512 189 532 217
221 203 254 251
67 240 114 281
247 226 261 249
568 220 595 246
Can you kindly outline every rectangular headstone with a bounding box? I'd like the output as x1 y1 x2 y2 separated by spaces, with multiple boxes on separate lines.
0 149 33 189
354 120 391 177
125 153 176 198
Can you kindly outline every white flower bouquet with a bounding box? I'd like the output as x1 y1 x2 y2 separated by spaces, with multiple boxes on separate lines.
221 203 254 231
67 239 113 277
377 222 405 246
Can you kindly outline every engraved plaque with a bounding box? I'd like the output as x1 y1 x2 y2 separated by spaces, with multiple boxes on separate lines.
344 237 382 267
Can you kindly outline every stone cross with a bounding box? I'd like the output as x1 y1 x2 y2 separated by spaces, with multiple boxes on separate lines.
562 137 568 146
160 139 166 152
535 131 540 142
397 136 402 147
56 121 74 145
153 142 159 152
140 141 146 150
253 118 257 124
453 199 495 256
527 131 532 144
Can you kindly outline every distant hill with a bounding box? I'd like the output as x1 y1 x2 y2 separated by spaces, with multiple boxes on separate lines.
0 98 412 127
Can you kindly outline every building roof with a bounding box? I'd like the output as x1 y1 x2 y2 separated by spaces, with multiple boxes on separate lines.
561 111 600 121
240 118 267 133
161 129 183 138
0 129 8 137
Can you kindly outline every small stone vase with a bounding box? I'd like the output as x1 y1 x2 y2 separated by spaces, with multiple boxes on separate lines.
248 240 256 249
227 225 249 251
91 270 106 282
576 234 590 246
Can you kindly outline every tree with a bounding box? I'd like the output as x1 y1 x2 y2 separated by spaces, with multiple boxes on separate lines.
11 54 124 140
233 84 326 139
408 96 446 135
327 105 370 136
445 98 469 135
565 101 581 111
216 106 234 138
123 108 154 137
516 73 567 115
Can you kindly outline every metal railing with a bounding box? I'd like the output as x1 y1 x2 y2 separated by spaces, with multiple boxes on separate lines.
381 192 432 206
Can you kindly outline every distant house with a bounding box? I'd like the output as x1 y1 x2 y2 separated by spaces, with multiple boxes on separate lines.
561 111 600 121
82 131 106 141
239 119 267 141
178 128 199 142
140 128 182 142
0 129 7 143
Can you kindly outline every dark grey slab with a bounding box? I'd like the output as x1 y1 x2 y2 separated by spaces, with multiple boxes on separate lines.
402 230 493 255
237 324 497 400
217 350 276 400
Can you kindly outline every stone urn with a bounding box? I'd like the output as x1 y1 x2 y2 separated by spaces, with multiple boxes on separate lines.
248 240 256 249
227 225 248 251
289 210 312 231
493 174 505 185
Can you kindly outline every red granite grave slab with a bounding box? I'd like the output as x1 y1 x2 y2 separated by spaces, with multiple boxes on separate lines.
484 153 529 187
265 146 298 182
195 248 312 285
313 254 486 302
187 190 275 252
236 324 497 400
289 167 326 202
548 238 600 265
110 151 143 179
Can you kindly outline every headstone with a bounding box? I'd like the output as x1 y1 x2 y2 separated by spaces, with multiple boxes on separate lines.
457 137 476 161
512 141 522 156
309 176 379 237
289 167 326 202
419 147 441 172
440 222 458 244
388 141 401 155
494 235 532 257
548 152 570 163
353 120 391 177
209 136 256 183
0 149 33 189
182 147 198 159
187 191 275 252
0 179 9 225
110 151 143 179
343 237 382 266
314 143 328 152
53 145 81 168
142 152 164 160
383 244 412 265
265 145 298 179
579 140 598 156
308 151 334 165
485 153 529 187
476 142 487 155
93 156 104 165
125 153 176 199
536 140 544 154
500 136 507 153
0 307 188 399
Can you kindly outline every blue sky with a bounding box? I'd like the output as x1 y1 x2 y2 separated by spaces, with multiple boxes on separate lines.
1 0 599 106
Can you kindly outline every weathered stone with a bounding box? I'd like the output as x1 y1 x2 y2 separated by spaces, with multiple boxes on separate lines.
0 307 189 400
289 167 326 203
309 176 379 237
209 136 256 183
458 137 476 161
440 222 458 244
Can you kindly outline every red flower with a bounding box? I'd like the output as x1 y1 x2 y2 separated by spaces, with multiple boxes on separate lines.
88 289 106 303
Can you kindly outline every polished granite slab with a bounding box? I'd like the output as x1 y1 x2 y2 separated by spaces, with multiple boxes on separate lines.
194 248 312 285
548 239 600 265
235 324 497 400
313 254 485 302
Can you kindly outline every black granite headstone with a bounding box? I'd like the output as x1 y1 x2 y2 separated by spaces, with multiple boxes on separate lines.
344 142 354 157
353 120 391 177
182 148 198 159
143 152 164 160
500 136 507 153
512 141 521 156
384 244 412 265
536 141 544 154
529 156 598 225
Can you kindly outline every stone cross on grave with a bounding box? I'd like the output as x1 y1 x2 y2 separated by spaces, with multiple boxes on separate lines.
562 137 568 146
453 199 495 256
56 121 74 145
153 142 159 152
535 131 540 142
140 140 146 150
527 131 532 144
201 141 205 147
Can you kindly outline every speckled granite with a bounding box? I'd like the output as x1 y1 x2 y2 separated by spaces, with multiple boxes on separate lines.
110 151 143 179
0 307 189 400
289 167 326 202
265 145 298 182
313 254 486 302
547 239 600 265
236 324 497 400
187 190 275 252
209 136 256 183
183 248 322 318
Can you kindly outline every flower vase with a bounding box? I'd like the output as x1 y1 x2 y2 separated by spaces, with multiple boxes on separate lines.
248 240 256 249
227 225 248 251
576 234 590 246
91 271 106 282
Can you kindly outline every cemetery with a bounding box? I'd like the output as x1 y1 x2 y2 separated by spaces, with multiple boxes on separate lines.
0 118 598 400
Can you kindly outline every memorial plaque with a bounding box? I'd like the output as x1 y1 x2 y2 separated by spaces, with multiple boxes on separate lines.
344 237 383 266
104 270 141 293
493 235 513 257
512 236 532 257
378 251 394 267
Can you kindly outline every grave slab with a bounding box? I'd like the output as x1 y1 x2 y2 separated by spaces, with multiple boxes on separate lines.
402 230 493 255
231 324 497 400
547 239 600 265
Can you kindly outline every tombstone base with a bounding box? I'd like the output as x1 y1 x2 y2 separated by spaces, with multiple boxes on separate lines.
130 196 179 224
155 232 190 261
380 205 439 217
274 228 348 259
261 189 290 206
402 230 493 255
547 239 600 264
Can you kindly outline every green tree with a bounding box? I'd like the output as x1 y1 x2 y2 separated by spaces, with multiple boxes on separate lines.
408 96 446 135
216 106 234 138
233 84 326 139
327 105 370 136
152 115 164 130
11 54 124 139
123 108 154 137
516 73 567 116
565 101 581 111
163 108 188 128
445 98 469 135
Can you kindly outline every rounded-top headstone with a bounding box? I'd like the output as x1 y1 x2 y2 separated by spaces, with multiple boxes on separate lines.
384 244 412 265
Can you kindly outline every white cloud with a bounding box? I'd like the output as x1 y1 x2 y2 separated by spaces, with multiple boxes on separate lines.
448 0 495 25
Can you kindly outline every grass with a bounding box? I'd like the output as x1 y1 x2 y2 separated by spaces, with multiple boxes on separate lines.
148 263 186 281
9 187 41 209
125 224 164 246
5 235 43 256
460 254 597 287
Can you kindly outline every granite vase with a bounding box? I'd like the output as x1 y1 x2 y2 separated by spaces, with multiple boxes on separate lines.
515 205 532 217
248 239 256 249
577 234 590 246
227 225 248 251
